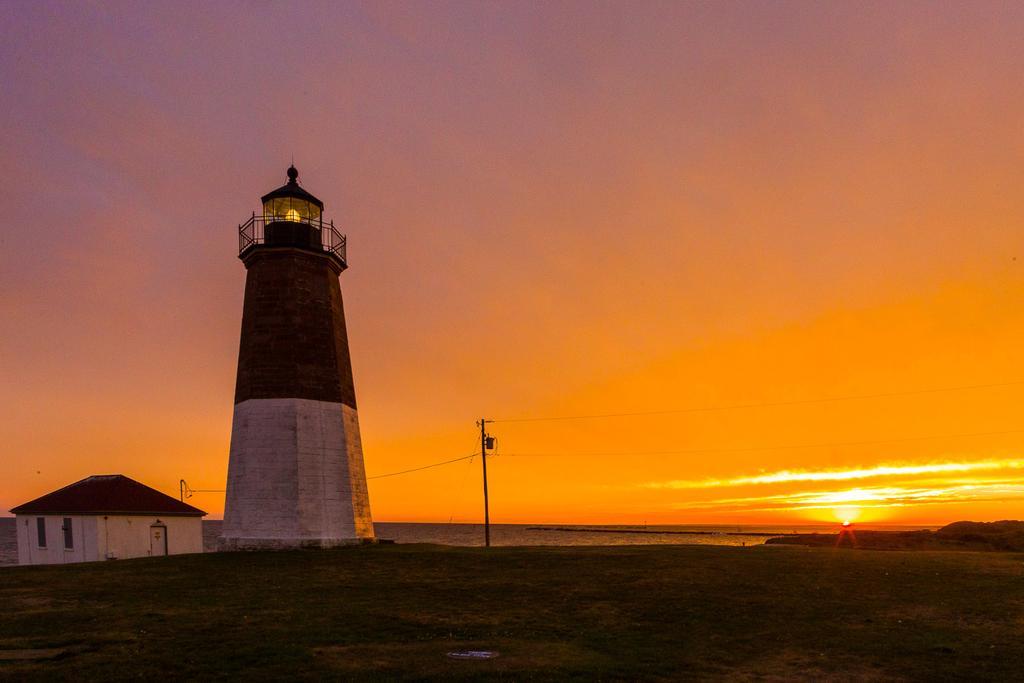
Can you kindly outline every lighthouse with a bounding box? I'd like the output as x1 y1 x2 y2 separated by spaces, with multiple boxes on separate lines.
220 166 374 549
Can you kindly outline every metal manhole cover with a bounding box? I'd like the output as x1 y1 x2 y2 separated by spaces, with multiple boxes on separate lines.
447 650 499 660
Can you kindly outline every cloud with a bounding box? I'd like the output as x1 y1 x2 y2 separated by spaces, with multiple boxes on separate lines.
666 479 1024 513
647 459 1024 489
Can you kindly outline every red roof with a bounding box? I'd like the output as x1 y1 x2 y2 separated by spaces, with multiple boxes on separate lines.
10 475 206 516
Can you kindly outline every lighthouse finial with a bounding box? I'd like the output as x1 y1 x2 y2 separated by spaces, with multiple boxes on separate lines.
287 164 298 184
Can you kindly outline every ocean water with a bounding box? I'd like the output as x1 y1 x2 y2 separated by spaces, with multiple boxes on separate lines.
0 518 937 566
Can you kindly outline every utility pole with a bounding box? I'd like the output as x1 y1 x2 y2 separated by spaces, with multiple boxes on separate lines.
478 418 492 547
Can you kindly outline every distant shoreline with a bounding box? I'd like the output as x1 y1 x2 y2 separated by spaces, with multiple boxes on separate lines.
527 526 799 537
766 520 1024 552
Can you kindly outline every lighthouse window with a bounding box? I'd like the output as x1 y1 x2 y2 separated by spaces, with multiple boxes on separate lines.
36 517 46 547
263 197 321 224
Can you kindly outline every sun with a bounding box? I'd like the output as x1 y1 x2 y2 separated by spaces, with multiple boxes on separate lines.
833 506 861 526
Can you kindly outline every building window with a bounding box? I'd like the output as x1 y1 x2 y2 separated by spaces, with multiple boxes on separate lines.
63 518 73 550
36 517 46 547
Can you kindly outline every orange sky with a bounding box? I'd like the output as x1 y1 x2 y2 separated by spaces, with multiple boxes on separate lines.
2 2 1023 525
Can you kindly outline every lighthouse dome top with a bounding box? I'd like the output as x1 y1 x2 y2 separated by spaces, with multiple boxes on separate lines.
261 165 324 222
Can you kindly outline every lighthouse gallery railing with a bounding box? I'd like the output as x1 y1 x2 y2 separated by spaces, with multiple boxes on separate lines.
238 213 347 266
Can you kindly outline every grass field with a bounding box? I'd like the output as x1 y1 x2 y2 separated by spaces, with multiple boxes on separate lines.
1 544 1022 680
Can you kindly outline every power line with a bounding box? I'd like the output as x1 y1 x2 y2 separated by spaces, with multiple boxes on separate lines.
365 426 1024 481
489 379 1024 424
367 453 477 480
494 428 1024 458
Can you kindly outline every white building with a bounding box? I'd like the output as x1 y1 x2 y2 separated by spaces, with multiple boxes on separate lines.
10 474 206 565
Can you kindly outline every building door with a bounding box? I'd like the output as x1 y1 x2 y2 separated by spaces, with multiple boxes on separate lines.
150 524 168 556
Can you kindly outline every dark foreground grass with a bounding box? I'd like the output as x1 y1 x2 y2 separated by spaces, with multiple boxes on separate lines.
1 544 1022 680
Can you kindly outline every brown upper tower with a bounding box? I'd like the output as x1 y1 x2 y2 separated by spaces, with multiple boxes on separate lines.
234 166 356 407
